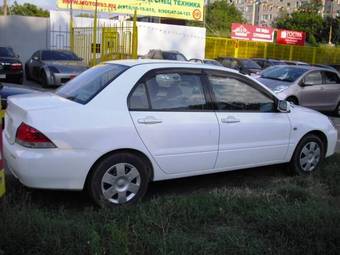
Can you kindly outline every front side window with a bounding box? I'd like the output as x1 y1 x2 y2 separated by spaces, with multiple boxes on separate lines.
56 64 128 104
208 75 275 112
129 71 207 111
304 71 322 85
324 71 340 84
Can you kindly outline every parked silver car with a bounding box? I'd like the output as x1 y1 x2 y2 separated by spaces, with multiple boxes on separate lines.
256 65 340 116
25 50 88 87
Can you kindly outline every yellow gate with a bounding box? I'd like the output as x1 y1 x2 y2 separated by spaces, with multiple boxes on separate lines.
72 21 137 67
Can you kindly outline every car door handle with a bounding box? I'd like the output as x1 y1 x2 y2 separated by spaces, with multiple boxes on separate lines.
137 117 163 125
221 117 241 124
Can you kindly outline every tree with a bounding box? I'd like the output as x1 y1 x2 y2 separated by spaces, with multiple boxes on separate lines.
273 0 323 44
205 1 245 36
9 1 49 17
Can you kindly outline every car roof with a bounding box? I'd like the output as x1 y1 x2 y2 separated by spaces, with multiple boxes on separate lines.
104 59 239 72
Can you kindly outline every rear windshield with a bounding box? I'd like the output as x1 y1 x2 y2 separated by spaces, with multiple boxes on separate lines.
56 64 128 104
162 52 187 61
241 60 261 69
0 47 15 58
42 50 80 61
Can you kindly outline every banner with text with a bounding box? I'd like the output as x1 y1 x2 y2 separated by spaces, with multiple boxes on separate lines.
231 23 274 42
277 30 305 46
57 0 204 21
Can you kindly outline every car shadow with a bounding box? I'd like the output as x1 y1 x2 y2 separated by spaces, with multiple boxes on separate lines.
5 164 289 210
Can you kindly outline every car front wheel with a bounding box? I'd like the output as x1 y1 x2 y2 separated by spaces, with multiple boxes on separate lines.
290 134 324 175
88 152 151 207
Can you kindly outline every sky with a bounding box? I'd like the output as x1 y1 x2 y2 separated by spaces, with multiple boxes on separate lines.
1 0 56 10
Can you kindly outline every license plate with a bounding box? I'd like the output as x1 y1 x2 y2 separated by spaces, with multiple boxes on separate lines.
0 74 6 79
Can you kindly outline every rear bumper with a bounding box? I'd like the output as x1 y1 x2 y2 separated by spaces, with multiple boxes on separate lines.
0 72 23 83
326 128 338 157
3 133 96 190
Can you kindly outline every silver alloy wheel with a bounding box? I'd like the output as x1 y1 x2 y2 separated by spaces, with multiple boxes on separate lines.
101 163 141 204
299 142 321 172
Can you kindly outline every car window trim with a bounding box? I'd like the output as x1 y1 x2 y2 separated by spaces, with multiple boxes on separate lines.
203 69 279 113
128 68 214 112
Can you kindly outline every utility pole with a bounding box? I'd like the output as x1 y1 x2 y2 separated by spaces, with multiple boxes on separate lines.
328 0 334 45
3 0 8 16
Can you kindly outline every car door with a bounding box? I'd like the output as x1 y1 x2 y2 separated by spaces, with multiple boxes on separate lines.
320 71 340 111
129 68 219 174
205 71 291 169
299 71 325 110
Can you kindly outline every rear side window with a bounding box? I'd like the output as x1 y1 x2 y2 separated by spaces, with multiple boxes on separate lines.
129 71 207 111
324 71 340 84
56 64 128 104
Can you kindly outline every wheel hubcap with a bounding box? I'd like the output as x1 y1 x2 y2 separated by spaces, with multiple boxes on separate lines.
299 142 321 172
101 163 141 204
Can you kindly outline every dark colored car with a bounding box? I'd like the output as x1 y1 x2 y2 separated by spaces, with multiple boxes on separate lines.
189 58 224 66
144 50 187 61
312 64 338 72
216 57 262 75
283 60 310 66
0 47 24 84
25 50 88 88
0 83 38 109
251 58 284 69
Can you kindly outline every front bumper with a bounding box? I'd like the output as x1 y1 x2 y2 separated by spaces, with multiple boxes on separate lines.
326 128 338 158
50 73 79 86
3 133 97 190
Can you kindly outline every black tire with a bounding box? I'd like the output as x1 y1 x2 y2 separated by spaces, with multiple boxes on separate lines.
286 96 299 105
334 103 340 117
25 64 31 81
88 152 151 207
289 134 324 176
40 71 48 88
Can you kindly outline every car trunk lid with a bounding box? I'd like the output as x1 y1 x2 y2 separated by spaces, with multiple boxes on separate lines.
4 93 77 144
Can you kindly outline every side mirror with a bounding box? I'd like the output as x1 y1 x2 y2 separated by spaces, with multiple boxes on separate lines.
277 100 290 113
300 80 313 87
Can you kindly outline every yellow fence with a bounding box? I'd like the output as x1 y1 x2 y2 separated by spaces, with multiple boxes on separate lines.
206 37 340 64
71 21 138 67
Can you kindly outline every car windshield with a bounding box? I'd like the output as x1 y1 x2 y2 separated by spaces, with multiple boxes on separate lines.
56 64 128 104
260 66 308 82
162 52 187 61
241 60 261 69
0 47 15 58
41 50 80 61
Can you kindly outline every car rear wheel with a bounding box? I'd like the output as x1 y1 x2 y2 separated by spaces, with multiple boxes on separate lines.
88 152 151 207
290 134 324 175
334 103 340 117
40 71 48 88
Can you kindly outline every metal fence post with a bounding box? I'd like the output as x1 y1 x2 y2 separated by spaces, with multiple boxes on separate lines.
132 10 138 59
312 47 317 64
289 45 293 61
92 0 98 66
264 43 268 59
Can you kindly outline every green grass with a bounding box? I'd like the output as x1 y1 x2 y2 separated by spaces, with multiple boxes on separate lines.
1 155 340 255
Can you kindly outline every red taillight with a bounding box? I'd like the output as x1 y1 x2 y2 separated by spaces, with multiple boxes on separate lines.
10 63 22 72
15 123 56 148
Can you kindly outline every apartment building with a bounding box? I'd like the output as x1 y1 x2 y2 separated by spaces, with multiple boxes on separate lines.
210 0 340 26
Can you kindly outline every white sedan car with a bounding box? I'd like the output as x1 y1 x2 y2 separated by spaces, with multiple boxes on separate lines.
3 60 338 206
